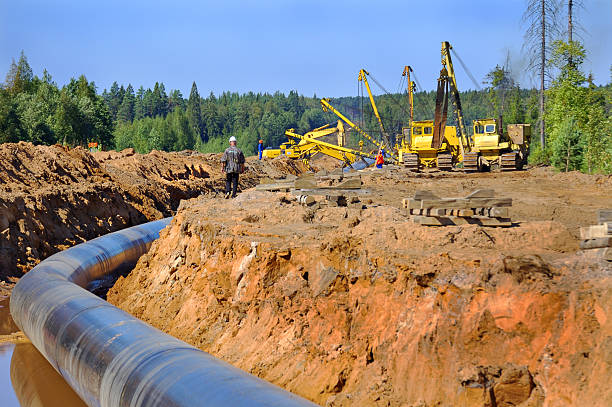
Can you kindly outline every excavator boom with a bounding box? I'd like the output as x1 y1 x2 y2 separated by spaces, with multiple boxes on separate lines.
320 98 398 161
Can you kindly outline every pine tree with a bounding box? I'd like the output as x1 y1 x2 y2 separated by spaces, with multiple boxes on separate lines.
134 86 145 120
106 81 122 121
523 0 562 148
202 92 220 142
4 51 34 95
187 82 202 142
142 88 154 118
168 89 185 112
117 84 136 122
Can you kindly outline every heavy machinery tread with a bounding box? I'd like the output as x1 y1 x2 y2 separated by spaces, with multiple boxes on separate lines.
403 153 420 171
500 151 520 171
463 152 480 173
436 154 453 171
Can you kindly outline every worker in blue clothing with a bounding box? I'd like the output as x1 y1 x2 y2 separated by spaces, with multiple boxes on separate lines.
258 139 264 160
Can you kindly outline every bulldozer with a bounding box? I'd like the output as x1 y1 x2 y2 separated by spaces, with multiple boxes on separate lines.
462 119 531 172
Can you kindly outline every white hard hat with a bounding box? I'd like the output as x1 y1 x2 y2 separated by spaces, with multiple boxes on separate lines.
229 136 237 142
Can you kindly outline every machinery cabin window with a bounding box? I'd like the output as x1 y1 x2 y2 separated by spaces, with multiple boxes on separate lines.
413 127 422 135
485 124 496 133
474 125 484 134
402 127 411 145
424 127 433 134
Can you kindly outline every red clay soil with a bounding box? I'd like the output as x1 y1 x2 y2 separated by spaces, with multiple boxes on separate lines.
108 168 612 407
0 142 304 289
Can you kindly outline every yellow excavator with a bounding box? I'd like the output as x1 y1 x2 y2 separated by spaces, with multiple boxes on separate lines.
320 98 398 161
357 69 393 149
284 123 376 169
263 120 375 169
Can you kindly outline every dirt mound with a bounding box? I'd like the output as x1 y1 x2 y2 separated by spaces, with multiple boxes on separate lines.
108 190 612 406
0 142 305 287
359 165 612 236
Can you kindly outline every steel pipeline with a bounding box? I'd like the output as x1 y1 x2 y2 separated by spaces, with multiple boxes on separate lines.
10 218 317 407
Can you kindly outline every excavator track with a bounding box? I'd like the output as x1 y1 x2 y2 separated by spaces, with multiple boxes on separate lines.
436 154 453 171
462 152 480 173
501 151 521 171
403 153 420 171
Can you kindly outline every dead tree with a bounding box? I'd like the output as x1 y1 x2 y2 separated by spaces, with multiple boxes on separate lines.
523 0 561 148
566 0 585 66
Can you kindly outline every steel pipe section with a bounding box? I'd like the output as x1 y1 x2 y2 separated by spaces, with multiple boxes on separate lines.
10 218 317 407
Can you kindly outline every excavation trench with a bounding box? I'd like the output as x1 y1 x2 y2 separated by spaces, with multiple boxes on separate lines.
8 218 316 407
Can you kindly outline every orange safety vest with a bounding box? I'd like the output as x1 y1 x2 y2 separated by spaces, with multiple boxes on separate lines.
375 152 384 166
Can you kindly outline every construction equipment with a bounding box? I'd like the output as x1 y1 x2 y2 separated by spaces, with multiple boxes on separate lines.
262 121 347 161
397 120 462 170
320 98 398 161
357 69 392 148
463 119 531 171
437 41 531 172
394 61 466 171
284 125 376 169
262 119 375 170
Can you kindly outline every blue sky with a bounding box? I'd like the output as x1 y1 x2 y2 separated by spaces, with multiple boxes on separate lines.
1 0 610 97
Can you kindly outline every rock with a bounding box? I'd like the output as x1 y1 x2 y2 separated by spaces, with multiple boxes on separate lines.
309 263 339 296
492 365 534 406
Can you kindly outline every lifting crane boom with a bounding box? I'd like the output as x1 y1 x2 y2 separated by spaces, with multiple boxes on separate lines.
402 66 414 127
320 98 398 161
358 69 391 147
440 41 469 158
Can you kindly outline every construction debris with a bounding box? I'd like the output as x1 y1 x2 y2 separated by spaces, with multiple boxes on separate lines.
579 210 612 260
256 172 363 192
295 195 315 206
403 189 512 227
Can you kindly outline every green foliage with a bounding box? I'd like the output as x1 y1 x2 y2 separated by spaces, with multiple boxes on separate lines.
0 54 114 148
550 116 583 171
0 49 609 175
528 141 550 166
545 40 610 173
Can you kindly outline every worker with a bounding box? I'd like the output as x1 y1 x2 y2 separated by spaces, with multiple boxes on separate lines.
221 136 246 199
258 139 264 160
375 148 384 169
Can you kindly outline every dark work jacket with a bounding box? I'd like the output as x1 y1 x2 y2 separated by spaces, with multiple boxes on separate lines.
221 146 245 173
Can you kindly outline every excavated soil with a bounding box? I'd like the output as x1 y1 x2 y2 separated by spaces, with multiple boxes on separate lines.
109 166 612 407
0 142 304 292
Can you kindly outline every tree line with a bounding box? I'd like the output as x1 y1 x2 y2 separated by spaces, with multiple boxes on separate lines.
1 43 610 173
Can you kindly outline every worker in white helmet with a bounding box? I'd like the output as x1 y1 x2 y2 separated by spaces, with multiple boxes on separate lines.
221 136 245 198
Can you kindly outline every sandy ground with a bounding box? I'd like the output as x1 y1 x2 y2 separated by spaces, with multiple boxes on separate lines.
108 164 612 406
0 142 304 293
1 141 611 406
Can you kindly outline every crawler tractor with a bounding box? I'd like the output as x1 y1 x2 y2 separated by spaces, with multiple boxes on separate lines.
462 120 531 172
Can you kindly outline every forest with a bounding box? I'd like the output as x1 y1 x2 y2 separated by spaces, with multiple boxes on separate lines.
0 42 610 174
